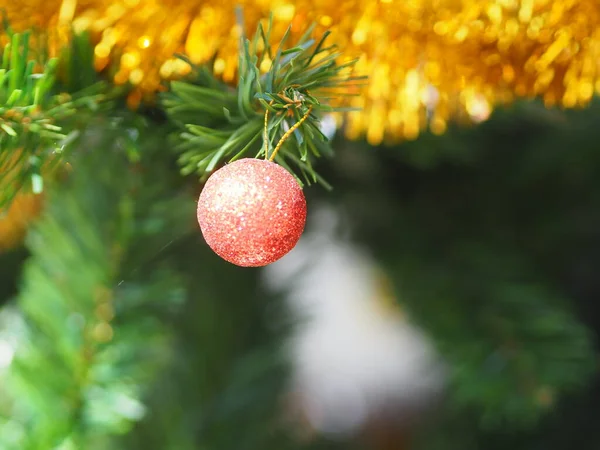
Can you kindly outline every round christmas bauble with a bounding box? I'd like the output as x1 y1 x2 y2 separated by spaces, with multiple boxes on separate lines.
197 158 307 267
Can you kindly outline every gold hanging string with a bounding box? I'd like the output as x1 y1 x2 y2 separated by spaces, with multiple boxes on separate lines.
269 106 313 162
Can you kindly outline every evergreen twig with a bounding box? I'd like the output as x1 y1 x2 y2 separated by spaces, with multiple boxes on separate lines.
1 118 188 449
162 13 366 187
0 28 117 210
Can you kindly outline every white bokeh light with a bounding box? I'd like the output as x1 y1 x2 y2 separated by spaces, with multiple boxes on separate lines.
0 340 15 369
0 306 26 371
264 205 446 437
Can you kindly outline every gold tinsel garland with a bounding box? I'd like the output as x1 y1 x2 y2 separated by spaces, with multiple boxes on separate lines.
3 0 600 146
0 192 43 252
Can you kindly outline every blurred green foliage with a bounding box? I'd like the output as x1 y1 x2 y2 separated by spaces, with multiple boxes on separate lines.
1 98 599 449
318 100 600 449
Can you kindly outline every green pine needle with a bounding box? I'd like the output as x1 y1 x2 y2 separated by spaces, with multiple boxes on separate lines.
0 28 116 210
2 119 187 448
162 13 366 187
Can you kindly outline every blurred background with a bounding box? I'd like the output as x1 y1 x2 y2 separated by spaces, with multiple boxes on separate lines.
1 99 599 450
0 1 600 448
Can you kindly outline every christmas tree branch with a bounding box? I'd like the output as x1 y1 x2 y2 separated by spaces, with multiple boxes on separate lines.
0 27 118 211
385 243 597 430
0 117 190 449
163 14 365 187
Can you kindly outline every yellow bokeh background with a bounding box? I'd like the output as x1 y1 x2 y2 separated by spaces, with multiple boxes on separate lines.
2 0 599 146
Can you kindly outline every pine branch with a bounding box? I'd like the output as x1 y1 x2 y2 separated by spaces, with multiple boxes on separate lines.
0 116 190 449
162 13 365 187
387 246 597 430
0 28 118 211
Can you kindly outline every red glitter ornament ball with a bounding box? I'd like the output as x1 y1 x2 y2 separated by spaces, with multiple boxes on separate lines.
197 158 307 267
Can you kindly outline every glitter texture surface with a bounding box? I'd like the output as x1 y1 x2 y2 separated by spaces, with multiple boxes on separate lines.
197 159 307 267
